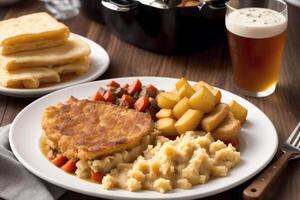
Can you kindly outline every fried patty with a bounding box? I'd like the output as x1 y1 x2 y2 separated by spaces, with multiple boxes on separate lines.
42 96 154 160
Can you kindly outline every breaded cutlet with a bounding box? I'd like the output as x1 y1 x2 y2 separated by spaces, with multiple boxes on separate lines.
42 96 154 160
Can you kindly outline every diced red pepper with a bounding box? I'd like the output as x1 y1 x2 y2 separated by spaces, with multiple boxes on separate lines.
134 96 150 112
107 80 120 88
47 151 56 161
92 92 105 101
147 84 158 94
61 160 77 173
104 90 115 102
128 80 142 95
52 155 68 167
97 87 106 95
121 94 135 106
123 83 129 90
91 171 105 183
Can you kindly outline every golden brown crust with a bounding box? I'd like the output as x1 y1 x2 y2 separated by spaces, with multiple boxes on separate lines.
42 96 154 160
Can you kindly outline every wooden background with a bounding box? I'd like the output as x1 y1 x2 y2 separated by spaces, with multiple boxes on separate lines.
0 1 299 200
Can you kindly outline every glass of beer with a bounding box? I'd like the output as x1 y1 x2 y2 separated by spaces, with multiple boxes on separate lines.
226 0 287 97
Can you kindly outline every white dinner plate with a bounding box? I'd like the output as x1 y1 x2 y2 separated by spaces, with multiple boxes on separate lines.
0 34 110 98
9 77 278 200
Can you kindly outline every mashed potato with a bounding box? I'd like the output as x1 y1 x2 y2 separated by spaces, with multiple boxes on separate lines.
75 131 158 178
102 131 240 193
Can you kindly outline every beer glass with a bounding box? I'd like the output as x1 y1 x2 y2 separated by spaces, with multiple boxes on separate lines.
226 0 287 97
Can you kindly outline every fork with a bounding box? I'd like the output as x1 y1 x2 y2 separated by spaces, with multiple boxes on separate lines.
243 122 300 200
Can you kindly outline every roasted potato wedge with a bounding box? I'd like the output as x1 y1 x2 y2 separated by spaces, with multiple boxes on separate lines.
175 77 190 91
212 112 241 141
201 103 229 132
193 81 221 103
172 97 190 119
156 109 173 119
156 118 178 136
157 92 179 109
175 109 204 134
177 84 195 98
229 100 248 123
188 86 216 113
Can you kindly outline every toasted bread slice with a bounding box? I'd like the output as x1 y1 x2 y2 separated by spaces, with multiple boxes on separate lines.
211 112 241 141
201 103 229 132
0 57 90 89
0 12 69 55
0 34 90 71
0 65 60 88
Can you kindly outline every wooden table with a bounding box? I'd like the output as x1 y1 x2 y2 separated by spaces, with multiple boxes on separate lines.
0 1 299 200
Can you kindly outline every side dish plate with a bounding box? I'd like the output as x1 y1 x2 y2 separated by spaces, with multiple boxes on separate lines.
0 34 110 98
9 77 278 200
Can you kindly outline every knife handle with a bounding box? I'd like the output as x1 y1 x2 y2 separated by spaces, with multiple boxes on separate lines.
243 151 293 200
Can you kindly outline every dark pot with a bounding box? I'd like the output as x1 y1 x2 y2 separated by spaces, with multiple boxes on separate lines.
81 0 227 54
81 0 106 23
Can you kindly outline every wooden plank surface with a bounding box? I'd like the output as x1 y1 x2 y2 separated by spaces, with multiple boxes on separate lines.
0 1 299 200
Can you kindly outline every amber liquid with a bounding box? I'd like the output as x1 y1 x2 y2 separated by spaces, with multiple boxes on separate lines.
227 30 286 92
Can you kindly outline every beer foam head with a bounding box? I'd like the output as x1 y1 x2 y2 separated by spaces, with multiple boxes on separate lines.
225 7 287 39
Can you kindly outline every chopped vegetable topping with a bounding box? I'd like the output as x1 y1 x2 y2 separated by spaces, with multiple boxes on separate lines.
128 80 142 95
61 160 77 173
121 94 135 107
47 150 56 161
92 92 105 101
104 90 116 102
123 83 129 90
134 96 150 112
52 155 68 167
92 80 159 117
147 84 158 95
107 80 120 88
91 171 105 183
97 87 106 95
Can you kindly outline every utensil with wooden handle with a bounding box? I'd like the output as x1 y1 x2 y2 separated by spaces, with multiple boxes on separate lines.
243 122 300 200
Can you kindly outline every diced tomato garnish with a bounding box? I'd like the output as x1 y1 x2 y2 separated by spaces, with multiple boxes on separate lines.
47 151 56 161
107 80 120 88
97 87 106 95
123 83 129 90
134 96 150 112
128 80 142 95
52 155 68 167
121 94 135 106
147 84 158 94
92 92 105 101
226 138 240 150
91 171 105 183
104 90 115 102
61 160 77 173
